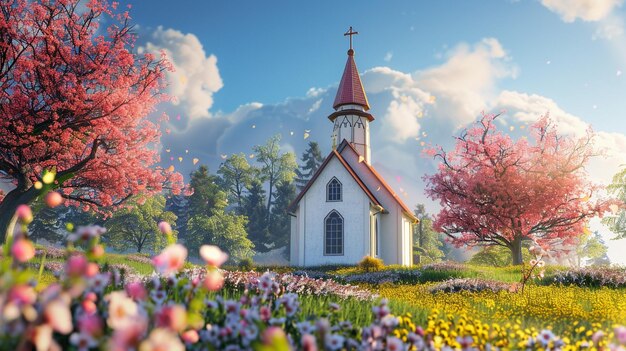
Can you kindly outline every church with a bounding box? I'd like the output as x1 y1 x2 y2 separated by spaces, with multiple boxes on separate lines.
288 28 417 267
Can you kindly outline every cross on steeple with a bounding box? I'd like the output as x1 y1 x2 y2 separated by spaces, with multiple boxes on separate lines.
344 26 358 51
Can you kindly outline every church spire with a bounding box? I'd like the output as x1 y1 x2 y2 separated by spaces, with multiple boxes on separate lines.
332 27 370 111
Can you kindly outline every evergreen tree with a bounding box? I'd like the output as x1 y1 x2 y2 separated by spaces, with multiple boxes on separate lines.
188 165 228 217
244 179 270 252
576 231 610 266
413 204 445 264
165 194 190 243
295 141 324 190
269 180 296 252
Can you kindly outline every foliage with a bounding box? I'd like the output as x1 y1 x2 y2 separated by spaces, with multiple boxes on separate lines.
269 180 296 252
412 204 445 264
244 179 271 251
357 256 385 272
104 195 177 253
217 153 254 214
165 194 190 243
603 166 626 238
188 165 228 218
294 141 324 190
424 114 613 264
0 0 183 239
237 257 255 271
253 134 297 230
469 245 531 267
575 230 610 266
186 212 254 263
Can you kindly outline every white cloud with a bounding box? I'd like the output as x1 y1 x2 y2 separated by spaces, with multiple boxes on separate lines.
541 0 623 22
139 26 223 123
593 18 625 39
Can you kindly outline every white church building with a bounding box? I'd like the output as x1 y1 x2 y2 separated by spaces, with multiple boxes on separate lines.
288 30 417 267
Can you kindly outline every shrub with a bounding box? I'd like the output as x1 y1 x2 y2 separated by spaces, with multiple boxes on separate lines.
238 257 255 271
358 255 384 272
429 278 513 293
546 266 626 288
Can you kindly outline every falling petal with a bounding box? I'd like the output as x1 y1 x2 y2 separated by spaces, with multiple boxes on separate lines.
176 115 181 120
509 126 515 131
395 176 402 183
178 157 183 162
290 131 294 136
249 154 255 159
429 95 436 103
167 165 175 172
520 125 526 129
252 124 256 129
220 154 227 159
304 132 310 139
417 111 424 118
420 141 425 146
185 149 189 154
193 158 199 165
170 156 174 161
546 60 551 65
422 132 428 137
376 186 381 191
166 129 171 135
358 155 364 163
165 149 170 153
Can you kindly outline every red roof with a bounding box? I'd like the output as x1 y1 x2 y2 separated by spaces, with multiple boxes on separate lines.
333 50 370 111
337 141 418 222
287 147 382 213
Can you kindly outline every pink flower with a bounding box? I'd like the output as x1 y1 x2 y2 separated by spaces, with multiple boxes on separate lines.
90 244 105 258
78 314 104 336
153 244 187 276
66 255 89 277
203 269 224 292
262 326 288 346
302 333 318 351
44 299 73 334
45 191 63 208
106 291 139 330
181 329 199 344
615 326 626 345
199 245 228 267
139 328 185 351
155 304 187 332
158 221 173 235
15 204 33 224
125 282 147 300
11 238 35 262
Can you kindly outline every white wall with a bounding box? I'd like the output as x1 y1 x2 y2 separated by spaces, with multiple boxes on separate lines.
292 157 371 266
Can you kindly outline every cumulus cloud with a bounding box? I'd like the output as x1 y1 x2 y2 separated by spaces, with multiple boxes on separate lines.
541 0 623 22
139 26 223 129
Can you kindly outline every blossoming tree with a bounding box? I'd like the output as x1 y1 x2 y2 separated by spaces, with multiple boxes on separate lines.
0 0 182 240
424 114 612 264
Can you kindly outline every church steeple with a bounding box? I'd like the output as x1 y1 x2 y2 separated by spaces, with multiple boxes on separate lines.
329 27 374 164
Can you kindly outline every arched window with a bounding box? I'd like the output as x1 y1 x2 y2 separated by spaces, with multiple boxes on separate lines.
326 177 342 202
324 210 343 255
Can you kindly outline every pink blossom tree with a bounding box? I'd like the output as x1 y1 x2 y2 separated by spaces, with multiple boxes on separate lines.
0 0 182 240
424 114 612 264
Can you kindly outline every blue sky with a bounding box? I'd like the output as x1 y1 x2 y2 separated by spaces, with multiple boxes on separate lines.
116 1 626 263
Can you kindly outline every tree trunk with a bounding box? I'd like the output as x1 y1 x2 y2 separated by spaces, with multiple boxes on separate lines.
510 237 524 265
0 186 39 243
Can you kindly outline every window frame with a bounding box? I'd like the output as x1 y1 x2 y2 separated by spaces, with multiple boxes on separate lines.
326 177 342 202
324 210 344 256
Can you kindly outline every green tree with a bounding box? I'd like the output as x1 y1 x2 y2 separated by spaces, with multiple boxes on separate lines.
269 180 296 252
217 153 253 214
29 202 101 244
244 179 270 252
412 205 445 264
253 135 297 228
105 195 177 253
165 194 190 242
602 167 626 238
188 165 228 218
186 212 254 263
576 231 610 266
295 141 324 190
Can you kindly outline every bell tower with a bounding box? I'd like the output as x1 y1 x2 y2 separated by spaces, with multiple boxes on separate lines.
329 27 374 164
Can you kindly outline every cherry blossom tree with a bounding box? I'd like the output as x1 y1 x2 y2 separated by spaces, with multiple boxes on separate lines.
424 114 613 264
0 0 182 240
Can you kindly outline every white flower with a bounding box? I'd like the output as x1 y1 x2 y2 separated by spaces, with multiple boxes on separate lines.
106 291 139 329
139 328 184 351
537 329 555 346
